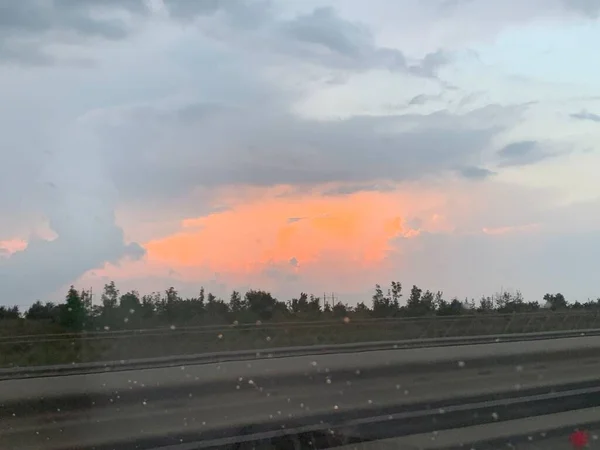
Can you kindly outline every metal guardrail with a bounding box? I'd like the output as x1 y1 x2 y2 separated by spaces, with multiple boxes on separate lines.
3 327 600 379
2 311 600 370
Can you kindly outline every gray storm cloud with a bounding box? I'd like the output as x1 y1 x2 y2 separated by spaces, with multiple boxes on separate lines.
0 125 144 303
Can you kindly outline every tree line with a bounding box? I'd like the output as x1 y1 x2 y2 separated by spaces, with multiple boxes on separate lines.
0 280 596 332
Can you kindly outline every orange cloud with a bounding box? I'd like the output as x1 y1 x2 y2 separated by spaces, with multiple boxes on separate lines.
86 181 513 294
145 187 425 279
0 238 27 256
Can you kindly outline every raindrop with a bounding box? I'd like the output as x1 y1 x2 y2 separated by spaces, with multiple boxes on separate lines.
326 378 332 384
248 380 254 385
355 369 361 375
527 436 533 441
514 383 522 390
300 403 305 408
515 365 523 372
395 384 401 390
238 377 244 382
404 390 409 395
236 385 240 390
104 326 110 331
491 412 499 420
333 405 339 410
130 309 135 314
124 317 129 323
540 432 547 437
458 361 466 368
181 366 186 370
233 320 239 326
593 434 598 441
311 361 318 367
343 317 350 324
368 400 373 404
142 400 147 406
256 320 262 326
439 408 445 414
218 333 224 339
188 393 193 398
170 325 176 330
266 336 271 342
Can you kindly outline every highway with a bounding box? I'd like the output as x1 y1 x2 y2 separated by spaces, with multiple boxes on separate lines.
3 334 600 449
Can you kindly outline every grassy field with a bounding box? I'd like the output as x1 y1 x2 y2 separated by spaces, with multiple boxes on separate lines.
1 311 599 368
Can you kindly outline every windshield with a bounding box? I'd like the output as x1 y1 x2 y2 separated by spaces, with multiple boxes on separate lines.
1 1 600 450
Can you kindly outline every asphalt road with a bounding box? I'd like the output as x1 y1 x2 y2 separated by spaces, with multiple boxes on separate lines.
4 337 600 450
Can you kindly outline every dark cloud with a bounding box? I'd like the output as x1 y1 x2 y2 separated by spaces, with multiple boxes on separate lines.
278 7 448 75
570 110 600 122
91 103 518 204
0 0 148 64
562 0 600 16
458 166 496 180
496 140 558 167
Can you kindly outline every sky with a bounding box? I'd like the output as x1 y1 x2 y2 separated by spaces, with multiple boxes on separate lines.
2 0 600 307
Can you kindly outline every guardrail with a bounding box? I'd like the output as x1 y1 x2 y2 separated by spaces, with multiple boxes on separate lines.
2 327 599 379
3 311 600 369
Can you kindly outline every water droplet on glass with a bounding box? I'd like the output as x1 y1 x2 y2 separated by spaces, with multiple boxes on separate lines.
491 412 499 420
104 326 110 331
142 400 147 406
326 378 332 384
355 370 361 375
396 384 401 390
334 405 339 410
124 317 129 323
233 320 239 326
266 336 271 342
170 325 176 330
311 361 318 367
404 390 409 395
129 308 135 314
368 400 373 404
458 361 466 368
515 365 523 372
514 383 522 390
256 320 262 326
439 408 445 414
527 436 533 441
236 385 240 390
343 317 350 324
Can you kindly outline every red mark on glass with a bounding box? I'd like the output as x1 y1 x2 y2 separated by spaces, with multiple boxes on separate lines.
570 429 589 449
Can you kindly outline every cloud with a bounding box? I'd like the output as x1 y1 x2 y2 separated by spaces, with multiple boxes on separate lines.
458 166 496 180
571 110 600 122
0 0 148 65
88 102 519 209
496 140 558 167
0 124 144 302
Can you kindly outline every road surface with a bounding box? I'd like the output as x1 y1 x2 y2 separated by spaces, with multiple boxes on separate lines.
3 335 600 449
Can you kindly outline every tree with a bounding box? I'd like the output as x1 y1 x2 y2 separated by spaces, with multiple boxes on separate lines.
543 293 567 311
60 285 87 330
229 290 243 313
26 301 58 321
245 290 279 320
101 281 119 310
120 291 141 313
0 305 20 320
